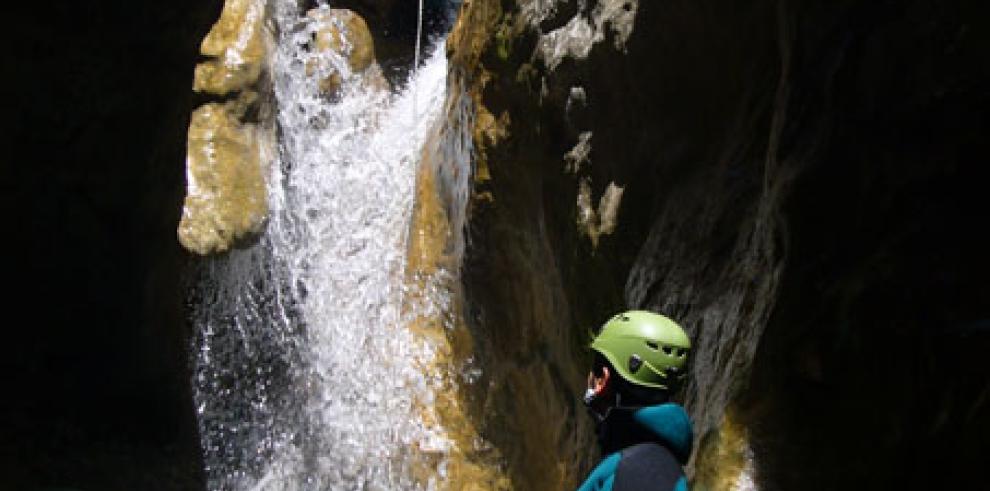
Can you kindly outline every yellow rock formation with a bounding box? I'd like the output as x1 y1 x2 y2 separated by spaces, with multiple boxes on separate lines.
403 102 513 490
178 92 268 255
691 408 755 491
305 8 388 96
309 8 375 72
193 0 266 95
180 0 271 255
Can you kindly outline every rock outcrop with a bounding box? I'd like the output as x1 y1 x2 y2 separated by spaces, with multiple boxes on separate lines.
306 7 389 97
192 0 266 95
178 0 270 255
178 91 268 255
333 0 458 81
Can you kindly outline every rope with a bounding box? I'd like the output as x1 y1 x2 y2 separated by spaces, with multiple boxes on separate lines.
415 0 424 72
413 0 424 116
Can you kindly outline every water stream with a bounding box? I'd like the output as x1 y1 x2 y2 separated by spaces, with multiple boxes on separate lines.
189 2 458 489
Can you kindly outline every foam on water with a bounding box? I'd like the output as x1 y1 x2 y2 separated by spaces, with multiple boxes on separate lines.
190 2 455 488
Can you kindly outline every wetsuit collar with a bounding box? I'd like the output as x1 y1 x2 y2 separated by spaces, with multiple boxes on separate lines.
593 403 694 463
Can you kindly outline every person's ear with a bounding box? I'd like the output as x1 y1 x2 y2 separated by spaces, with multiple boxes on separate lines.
591 366 610 394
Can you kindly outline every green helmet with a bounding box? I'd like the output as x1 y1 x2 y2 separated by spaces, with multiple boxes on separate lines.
591 310 691 391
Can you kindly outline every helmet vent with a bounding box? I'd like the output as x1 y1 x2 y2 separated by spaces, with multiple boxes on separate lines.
662 345 674 355
645 340 659 351
628 354 642 373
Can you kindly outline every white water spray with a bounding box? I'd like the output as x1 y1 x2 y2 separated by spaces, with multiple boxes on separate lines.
190 2 457 489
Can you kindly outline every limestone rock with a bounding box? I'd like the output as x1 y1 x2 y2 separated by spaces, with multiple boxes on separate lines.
692 408 755 491
534 0 638 70
181 0 272 255
306 8 388 97
576 178 624 249
178 92 268 255
193 0 267 95
309 8 375 72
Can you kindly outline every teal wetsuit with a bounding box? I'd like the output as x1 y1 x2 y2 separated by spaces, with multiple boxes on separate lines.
577 403 693 491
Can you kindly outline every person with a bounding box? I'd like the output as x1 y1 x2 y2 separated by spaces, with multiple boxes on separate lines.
577 310 693 491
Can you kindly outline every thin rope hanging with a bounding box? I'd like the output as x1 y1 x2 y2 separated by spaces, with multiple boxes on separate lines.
414 0 424 72
413 0 424 116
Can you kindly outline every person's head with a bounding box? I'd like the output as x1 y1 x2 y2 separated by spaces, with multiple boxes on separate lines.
585 310 691 416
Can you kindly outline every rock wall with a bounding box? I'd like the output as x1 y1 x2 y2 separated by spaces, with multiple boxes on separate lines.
446 0 990 489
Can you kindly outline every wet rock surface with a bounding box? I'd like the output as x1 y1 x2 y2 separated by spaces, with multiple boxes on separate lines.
179 91 268 255
305 7 389 97
179 0 270 255
447 0 990 489
333 0 460 82
192 0 267 96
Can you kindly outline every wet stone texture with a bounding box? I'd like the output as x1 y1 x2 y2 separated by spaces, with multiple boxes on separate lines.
177 1 436 256
305 7 390 97
332 0 459 83
178 0 270 256
446 0 990 489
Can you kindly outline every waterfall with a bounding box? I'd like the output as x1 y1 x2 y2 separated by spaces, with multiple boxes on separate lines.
189 2 458 489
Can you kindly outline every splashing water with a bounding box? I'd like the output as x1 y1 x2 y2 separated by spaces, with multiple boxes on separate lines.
189 2 456 489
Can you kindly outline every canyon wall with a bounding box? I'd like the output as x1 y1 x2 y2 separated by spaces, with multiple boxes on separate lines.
446 0 989 489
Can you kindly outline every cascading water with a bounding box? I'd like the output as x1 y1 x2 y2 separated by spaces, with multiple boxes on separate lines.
189 2 461 489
